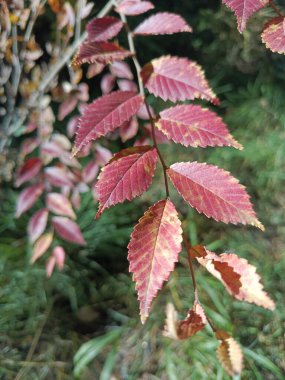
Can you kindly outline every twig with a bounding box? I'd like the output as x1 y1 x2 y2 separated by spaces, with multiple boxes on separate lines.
14 301 53 380
268 0 284 18
118 7 170 198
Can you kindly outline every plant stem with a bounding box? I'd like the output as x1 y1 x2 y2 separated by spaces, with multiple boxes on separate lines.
118 8 170 198
268 0 284 17
183 233 198 301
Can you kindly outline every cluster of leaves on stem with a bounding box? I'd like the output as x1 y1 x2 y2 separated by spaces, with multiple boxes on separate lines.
9 0 284 376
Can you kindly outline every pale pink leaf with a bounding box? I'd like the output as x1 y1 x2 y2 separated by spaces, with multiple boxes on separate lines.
15 158 42 187
100 73 116 94
73 91 143 156
45 167 74 188
156 105 242 149
52 246 66 269
20 137 40 157
52 216 86 245
28 208 49 244
46 193 76 219
222 0 269 33
16 183 44 218
73 41 133 66
128 199 182 323
82 160 99 183
31 232 53 263
134 12 192 36
86 16 123 42
167 162 264 229
120 117 139 142
191 245 275 310
115 0 154 16
141 56 218 103
95 145 113 165
110 61 133 80
87 62 105 78
118 79 138 92
95 146 158 218
58 97 78 121
46 256 56 278
261 17 285 54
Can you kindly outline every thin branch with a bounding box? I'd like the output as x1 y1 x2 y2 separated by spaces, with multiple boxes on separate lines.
268 0 284 18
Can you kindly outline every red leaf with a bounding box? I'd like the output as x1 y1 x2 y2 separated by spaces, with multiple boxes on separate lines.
156 105 242 149
87 62 105 78
110 61 134 80
52 216 86 245
191 246 275 310
261 17 285 54
163 301 207 340
96 146 158 218
46 193 76 219
115 0 154 16
73 41 133 66
128 199 182 323
167 162 264 229
134 12 192 36
73 91 143 156
216 331 243 376
222 0 268 33
15 158 42 187
16 183 44 218
31 233 53 263
86 16 123 42
141 56 218 103
28 208 49 244
120 117 139 142
45 166 74 188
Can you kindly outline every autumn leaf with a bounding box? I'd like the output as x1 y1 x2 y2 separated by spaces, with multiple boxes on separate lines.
141 56 218 103
31 233 53 263
115 0 154 16
46 193 76 219
15 157 42 187
52 216 86 245
86 17 123 42
191 245 275 310
95 146 158 218
156 104 242 149
133 12 192 36
215 330 243 376
128 199 182 323
222 0 269 33
73 91 143 156
167 161 264 229
15 183 44 218
261 17 285 54
163 301 207 340
72 41 133 66
28 208 49 244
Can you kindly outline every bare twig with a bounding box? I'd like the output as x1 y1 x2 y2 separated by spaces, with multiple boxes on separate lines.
268 0 284 18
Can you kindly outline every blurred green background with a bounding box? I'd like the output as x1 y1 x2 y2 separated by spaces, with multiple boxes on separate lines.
1 1 285 379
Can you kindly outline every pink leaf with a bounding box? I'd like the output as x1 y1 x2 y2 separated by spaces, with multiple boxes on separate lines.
20 137 40 157
100 73 116 94
45 167 74 188
73 91 143 155
222 0 269 33
95 146 158 218
16 183 44 218
141 56 218 103
28 208 49 244
115 0 154 16
15 158 42 187
73 41 133 66
95 145 113 165
86 16 123 42
52 246 66 269
82 160 99 183
120 117 139 142
86 62 105 78
52 216 86 245
58 97 78 121
31 232 53 263
46 193 76 219
128 199 182 323
118 79 138 92
156 105 242 149
134 12 192 36
46 256 56 278
110 61 134 80
167 162 264 229
261 17 285 54
191 246 275 310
